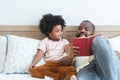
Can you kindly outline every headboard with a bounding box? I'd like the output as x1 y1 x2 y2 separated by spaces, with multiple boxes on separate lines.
0 25 120 42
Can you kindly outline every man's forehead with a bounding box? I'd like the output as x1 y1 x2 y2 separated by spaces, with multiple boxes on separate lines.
80 22 92 27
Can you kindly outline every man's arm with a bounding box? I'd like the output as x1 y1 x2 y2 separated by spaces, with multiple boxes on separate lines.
60 46 79 66
60 55 74 66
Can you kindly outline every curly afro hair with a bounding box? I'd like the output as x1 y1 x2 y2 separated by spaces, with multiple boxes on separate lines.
39 14 65 36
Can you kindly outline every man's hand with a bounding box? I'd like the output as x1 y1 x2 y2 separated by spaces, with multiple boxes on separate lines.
68 45 80 57
60 45 80 66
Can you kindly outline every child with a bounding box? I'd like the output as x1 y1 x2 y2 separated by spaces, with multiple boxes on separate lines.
29 14 76 80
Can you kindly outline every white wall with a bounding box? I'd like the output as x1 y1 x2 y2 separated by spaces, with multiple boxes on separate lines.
0 0 120 25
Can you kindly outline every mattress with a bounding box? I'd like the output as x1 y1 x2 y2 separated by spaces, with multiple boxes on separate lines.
0 74 53 80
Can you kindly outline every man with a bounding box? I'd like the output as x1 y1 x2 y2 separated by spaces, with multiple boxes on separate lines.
61 20 120 80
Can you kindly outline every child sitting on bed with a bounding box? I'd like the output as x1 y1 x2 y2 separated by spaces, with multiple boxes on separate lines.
28 14 77 80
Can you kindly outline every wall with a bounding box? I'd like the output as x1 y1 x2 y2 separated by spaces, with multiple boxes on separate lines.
0 0 120 25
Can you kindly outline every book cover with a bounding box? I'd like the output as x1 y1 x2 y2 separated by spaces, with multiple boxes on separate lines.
72 34 101 56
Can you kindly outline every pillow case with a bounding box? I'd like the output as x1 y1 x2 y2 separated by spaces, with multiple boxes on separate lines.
3 35 44 74
0 36 7 73
109 36 120 52
74 55 94 72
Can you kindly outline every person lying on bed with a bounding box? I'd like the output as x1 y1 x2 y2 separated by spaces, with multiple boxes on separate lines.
28 14 77 80
60 20 120 80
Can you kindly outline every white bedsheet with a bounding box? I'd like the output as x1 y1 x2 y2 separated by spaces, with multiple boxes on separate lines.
0 74 53 80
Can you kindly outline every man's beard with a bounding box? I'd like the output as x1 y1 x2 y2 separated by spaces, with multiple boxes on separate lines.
76 32 88 37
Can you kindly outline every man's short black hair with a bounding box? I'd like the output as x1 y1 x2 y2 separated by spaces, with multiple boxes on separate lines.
80 20 95 32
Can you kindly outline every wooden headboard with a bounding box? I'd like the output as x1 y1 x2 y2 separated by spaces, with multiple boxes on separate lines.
0 25 120 42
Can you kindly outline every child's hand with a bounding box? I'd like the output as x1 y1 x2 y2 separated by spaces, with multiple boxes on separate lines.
28 63 36 72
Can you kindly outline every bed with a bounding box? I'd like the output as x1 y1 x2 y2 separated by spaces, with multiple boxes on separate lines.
0 25 120 80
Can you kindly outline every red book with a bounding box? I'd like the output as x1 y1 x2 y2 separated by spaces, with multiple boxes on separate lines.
72 34 101 56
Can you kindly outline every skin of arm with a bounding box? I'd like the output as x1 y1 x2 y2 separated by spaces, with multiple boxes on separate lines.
115 50 120 58
29 49 44 72
60 45 79 66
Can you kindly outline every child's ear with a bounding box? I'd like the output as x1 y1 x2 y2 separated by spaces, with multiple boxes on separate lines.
49 33 51 36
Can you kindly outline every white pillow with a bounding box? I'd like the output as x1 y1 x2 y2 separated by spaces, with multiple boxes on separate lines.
0 36 7 73
109 36 120 52
74 55 94 72
3 35 44 74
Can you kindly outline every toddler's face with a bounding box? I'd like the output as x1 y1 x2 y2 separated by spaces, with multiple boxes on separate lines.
49 25 63 41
